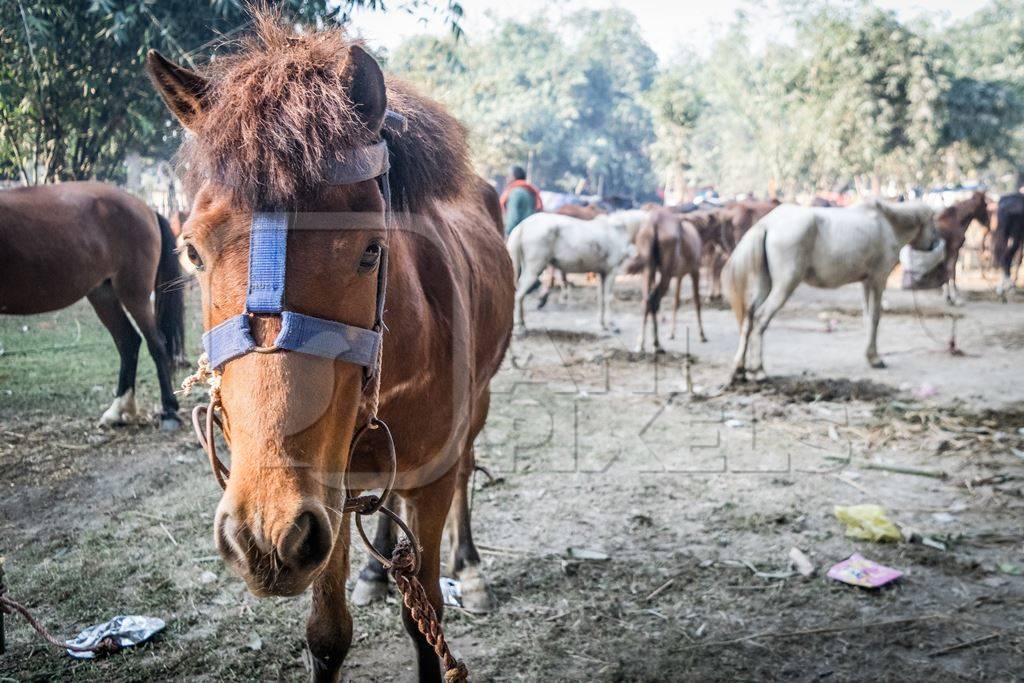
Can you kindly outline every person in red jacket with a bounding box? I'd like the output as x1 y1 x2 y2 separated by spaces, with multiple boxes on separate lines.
499 166 542 234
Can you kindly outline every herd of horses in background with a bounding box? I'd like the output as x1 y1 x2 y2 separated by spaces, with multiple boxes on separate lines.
2 11 1024 680
506 188 1019 379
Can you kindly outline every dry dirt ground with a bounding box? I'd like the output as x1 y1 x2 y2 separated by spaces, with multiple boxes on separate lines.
1 274 1022 682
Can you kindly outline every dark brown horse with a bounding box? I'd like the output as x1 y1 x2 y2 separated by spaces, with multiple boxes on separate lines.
696 201 779 300
936 190 989 304
626 208 706 351
148 14 512 682
0 182 184 428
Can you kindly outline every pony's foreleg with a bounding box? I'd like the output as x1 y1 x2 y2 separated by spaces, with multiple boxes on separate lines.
401 468 458 683
88 282 142 426
446 447 492 614
306 521 354 683
351 496 398 606
598 271 617 332
691 269 707 343
863 279 886 368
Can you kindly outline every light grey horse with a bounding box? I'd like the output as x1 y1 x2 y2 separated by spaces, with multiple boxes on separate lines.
723 199 937 383
507 210 646 332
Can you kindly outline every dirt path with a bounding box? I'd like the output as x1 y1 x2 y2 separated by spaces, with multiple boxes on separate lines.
1 278 1022 681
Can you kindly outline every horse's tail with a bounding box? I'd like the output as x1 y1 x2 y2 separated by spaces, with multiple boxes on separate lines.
723 223 769 327
155 212 186 362
507 224 524 282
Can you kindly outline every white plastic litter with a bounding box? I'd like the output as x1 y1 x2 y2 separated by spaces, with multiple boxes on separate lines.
65 615 165 659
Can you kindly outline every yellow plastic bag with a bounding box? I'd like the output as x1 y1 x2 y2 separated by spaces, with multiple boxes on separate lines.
834 504 901 542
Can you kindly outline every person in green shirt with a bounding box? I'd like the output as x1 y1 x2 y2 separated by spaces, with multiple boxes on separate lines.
499 166 543 235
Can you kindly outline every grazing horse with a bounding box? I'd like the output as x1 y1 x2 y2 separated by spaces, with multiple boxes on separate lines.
147 14 512 682
508 210 645 331
724 200 937 383
936 191 989 304
626 208 707 352
0 182 184 428
994 193 1024 296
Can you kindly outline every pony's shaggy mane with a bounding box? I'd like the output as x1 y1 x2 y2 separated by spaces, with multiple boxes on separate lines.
182 13 473 211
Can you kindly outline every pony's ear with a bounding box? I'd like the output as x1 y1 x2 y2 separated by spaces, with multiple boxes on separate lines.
146 50 209 132
346 45 387 133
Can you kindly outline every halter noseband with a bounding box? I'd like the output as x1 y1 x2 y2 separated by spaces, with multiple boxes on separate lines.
202 120 399 375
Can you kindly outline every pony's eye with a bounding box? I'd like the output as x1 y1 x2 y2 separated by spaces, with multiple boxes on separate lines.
359 242 382 273
185 243 204 270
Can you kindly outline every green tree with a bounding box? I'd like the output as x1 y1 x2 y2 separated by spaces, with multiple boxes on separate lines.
0 0 462 184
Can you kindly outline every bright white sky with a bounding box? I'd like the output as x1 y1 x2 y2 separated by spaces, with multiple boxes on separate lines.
348 0 986 62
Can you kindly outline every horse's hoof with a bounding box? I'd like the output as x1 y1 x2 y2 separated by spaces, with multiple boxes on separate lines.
513 326 527 338
536 295 549 310
457 566 495 615
159 414 182 431
869 358 887 369
699 334 708 343
351 577 388 606
668 333 676 340
727 370 746 386
654 346 667 356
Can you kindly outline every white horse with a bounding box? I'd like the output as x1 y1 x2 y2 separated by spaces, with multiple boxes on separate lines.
508 210 646 331
724 199 937 383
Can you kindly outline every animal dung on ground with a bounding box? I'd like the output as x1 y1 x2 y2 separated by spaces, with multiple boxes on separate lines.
827 554 903 589
65 615 166 659
833 504 902 542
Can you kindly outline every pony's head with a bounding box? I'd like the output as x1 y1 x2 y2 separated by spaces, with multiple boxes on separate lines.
148 17 395 597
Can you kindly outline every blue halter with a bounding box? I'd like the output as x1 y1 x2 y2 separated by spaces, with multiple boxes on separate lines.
201 134 394 374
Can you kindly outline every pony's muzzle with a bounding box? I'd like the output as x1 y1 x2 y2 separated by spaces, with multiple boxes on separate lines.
214 500 333 596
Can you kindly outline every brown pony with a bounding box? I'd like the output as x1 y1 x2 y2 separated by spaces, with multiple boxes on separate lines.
0 182 184 428
626 208 706 351
936 191 989 304
147 14 512 682
703 200 779 299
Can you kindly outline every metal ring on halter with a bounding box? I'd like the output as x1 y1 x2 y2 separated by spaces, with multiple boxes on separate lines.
344 417 396 516
193 403 229 490
354 503 421 573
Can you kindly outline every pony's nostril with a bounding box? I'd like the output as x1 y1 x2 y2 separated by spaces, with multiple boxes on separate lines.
280 508 332 569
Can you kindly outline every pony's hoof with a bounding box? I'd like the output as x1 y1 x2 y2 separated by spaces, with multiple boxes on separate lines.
351 577 388 606
536 294 549 310
699 334 708 343
513 326 527 338
457 566 495 615
869 358 887 369
654 346 667 356
727 370 747 386
159 414 182 431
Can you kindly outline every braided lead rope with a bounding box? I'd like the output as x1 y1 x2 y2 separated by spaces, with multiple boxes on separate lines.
388 542 468 683
0 591 117 655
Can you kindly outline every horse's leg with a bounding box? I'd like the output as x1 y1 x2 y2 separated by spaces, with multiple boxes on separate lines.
863 278 886 368
691 269 707 343
597 272 607 330
306 520 354 683
635 268 651 352
514 262 544 332
649 274 671 354
87 282 142 426
746 278 800 381
119 292 181 428
400 469 457 683
668 276 682 340
351 495 397 606
710 250 725 301
447 446 492 613
598 271 617 332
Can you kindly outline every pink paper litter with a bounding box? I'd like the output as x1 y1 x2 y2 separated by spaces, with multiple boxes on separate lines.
827 553 903 588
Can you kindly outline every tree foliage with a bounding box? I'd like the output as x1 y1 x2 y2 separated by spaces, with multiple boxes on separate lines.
389 8 658 198
0 0 462 184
